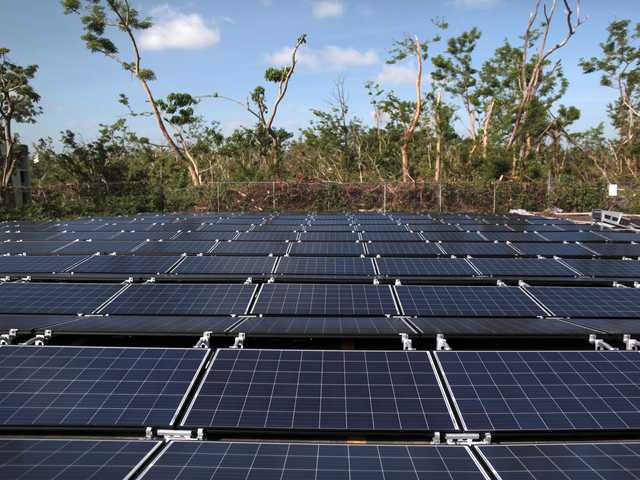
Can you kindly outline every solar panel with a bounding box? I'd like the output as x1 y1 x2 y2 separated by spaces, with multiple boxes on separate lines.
1 232 61 241
56 241 143 255
420 232 486 242
173 256 276 275
199 224 253 232
233 316 412 336
457 224 512 232
438 242 518 257
415 224 461 232
181 349 456 431
564 259 640 278
70 255 180 274
437 351 640 431
396 286 546 317
0 438 160 480
409 317 595 336
135 241 216 255
53 231 123 241
482 232 546 242
355 224 407 232
526 287 640 318
112 232 174 241
0 283 122 314
478 442 640 480
48 315 241 335
303 224 355 232
377 258 476 277
586 243 640 258
252 284 398 316
236 232 297 241
470 258 577 277
212 241 289 256
562 318 640 335
276 257 375 277
103 284 255 316
598 231 640 242
510 242 595 257
0 346 207 426
0 241 72 255
288 242 364 256
299 232 359 242
540 231 606 242
140 442 486 480
366 242 443 257
361 232 422 242
0 255 87 274
174 231 237 241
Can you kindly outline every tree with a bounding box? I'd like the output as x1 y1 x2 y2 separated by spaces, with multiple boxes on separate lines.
0 48 41 189
580 19 640 176
213 34 306 178
62 0 204 186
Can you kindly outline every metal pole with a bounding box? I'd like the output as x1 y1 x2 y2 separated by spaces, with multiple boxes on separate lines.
216 182 220 213
438 182 443 213
272 180 276 211
493 181 497 214
383 181 387 214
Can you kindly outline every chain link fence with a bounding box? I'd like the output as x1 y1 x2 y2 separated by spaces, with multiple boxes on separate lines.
1 180 637 218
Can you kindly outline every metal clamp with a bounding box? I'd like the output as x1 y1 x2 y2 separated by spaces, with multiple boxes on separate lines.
156 429 203 441
231 332 245 349
399 333 414 351
195 331 212 349
436 334 451 351
445 433 491 445
623 335 639 351
34 330 52 346
0 329 17 346
588 334 617 351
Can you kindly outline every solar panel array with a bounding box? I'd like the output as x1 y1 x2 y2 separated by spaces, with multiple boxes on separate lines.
2 211 640 479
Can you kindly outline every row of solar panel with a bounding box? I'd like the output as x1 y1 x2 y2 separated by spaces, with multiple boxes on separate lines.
0 346 638 433
3 239 640 258
3 229 639 242
0 282 638 318
2 255 640 280
4 437 638 480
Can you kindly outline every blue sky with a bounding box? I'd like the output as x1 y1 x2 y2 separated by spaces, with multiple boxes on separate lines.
1 0 638 146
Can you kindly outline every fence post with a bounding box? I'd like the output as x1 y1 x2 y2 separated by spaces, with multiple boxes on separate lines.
216 182 220 213
438 182 443 213
272 181 276 211
383 181 387 213
492 181 497 214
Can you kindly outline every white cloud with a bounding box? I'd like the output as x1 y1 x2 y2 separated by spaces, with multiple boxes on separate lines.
448 0 500 9
267 45 378 70
222 16 235 25
377 64 418 86
312 1 345 18
140 5 221 50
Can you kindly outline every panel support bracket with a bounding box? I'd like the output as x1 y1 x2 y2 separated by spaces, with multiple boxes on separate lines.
623 334 639 351
34 330 52 346
436 334 452 351
588 334 617 351
399 333 414 351
195 331 212 349
0 329 17 346
231 332 245 349
156 429 204 441
445 432 491 445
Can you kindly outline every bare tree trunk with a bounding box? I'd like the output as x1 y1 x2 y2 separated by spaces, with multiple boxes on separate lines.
400 36 424 183
481 98 495 157
434 90 443 182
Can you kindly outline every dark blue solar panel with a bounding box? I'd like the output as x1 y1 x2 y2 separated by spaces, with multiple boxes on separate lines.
289 242 364 256
173 256 276 275
141 442 485 480
0 438 160 480
367 242 443 257
587 243 640 258
0 283 122 314
174 231 237 241
252 284 398 316
564 259 640 279
437 351 640 431
540 231 607 242
510 242 595 257
598 232 640 242
56 241 144 255
276 257 375 276
0 255 87 274
420 232 486 242
409 317 593 335
233 316 411 336
396 286 546 317
362 232 422 242
236 232 297 241
470 258 577 277
0 346 207 426
299 232 359 242
526 287 640 318
103 284 256 316
439 242 518 257
0 241 72 255
181 349 456 431
212 241 289 256
377 258 476 277
54 231 123 241
479 443 640 480
112 232 174 241
135 241 216 254
482 232 546 242
70 255 180 274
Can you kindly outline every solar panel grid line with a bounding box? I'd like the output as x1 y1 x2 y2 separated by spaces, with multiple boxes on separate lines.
180 349 458 432
0 438 164 480
476 442 640 480
436 351 640 432
92 283 134 315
